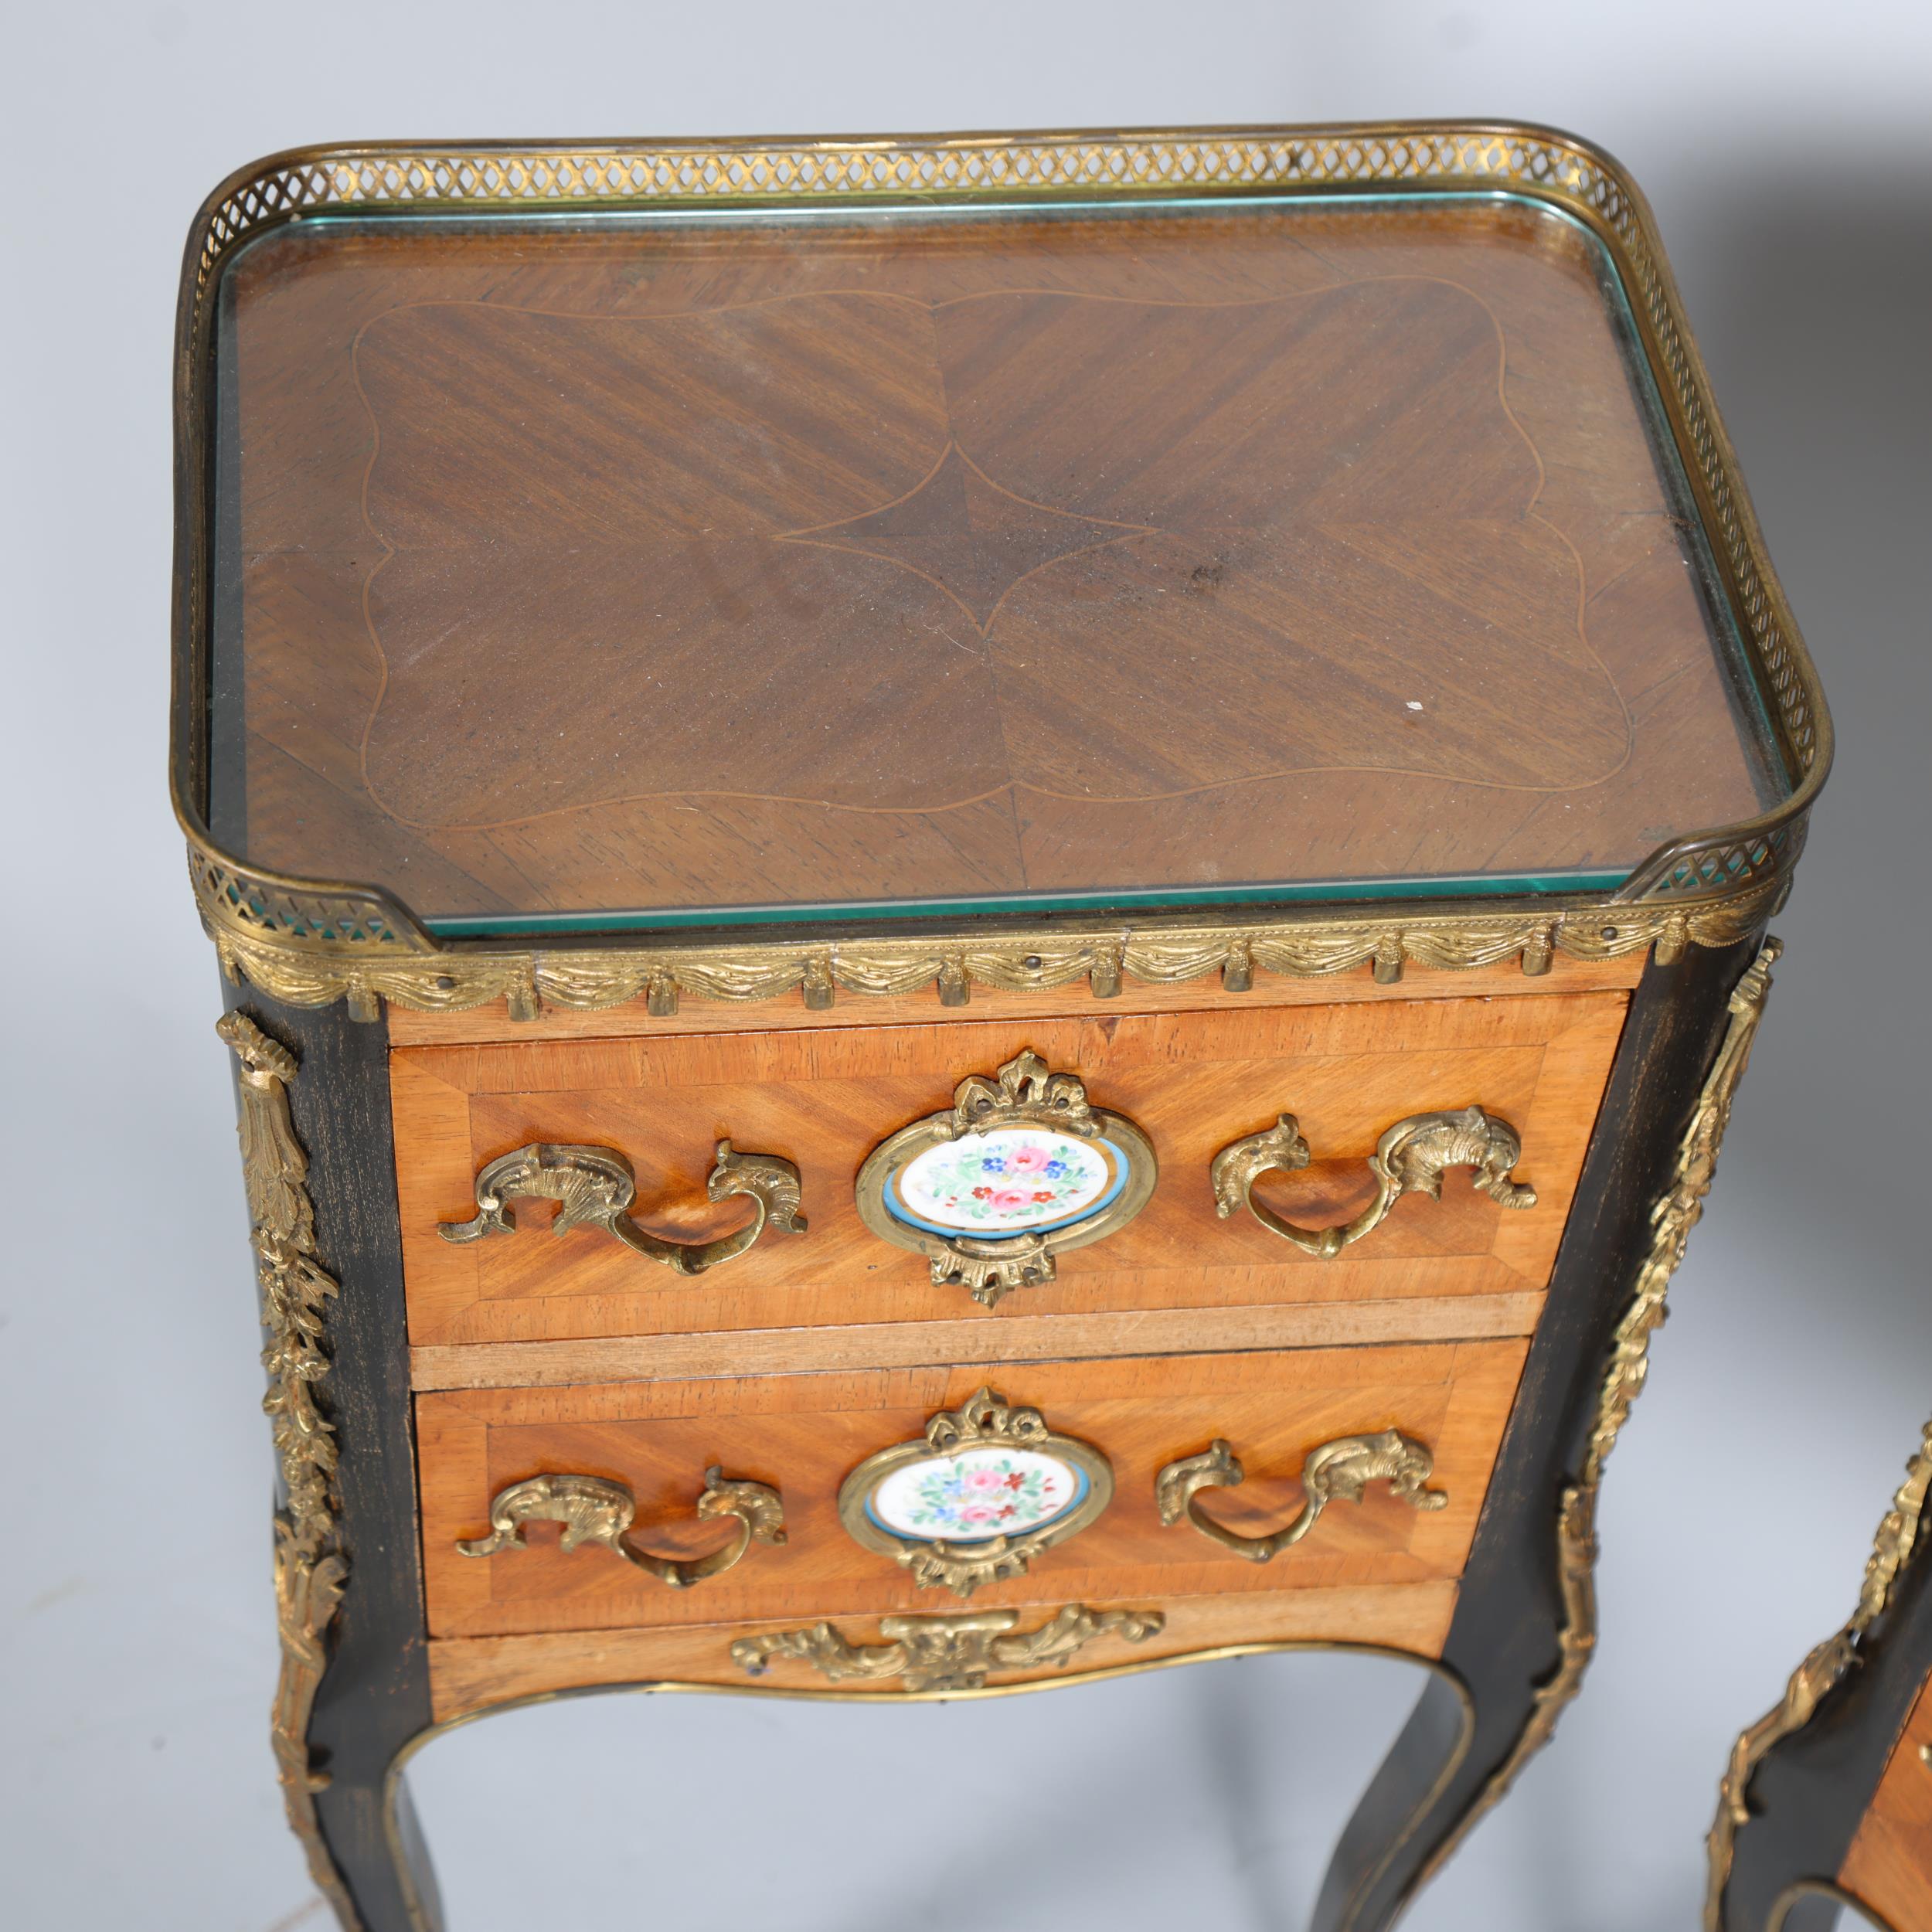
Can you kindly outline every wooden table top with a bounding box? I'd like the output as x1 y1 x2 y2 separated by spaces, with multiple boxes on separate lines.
210 193 1783 931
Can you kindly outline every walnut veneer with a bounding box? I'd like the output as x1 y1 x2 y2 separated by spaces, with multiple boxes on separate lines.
216 196 1775 924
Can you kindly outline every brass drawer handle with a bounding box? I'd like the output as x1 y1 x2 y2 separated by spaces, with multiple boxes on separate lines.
457 1468 785 1588
732 1604 1165 1692
439 1138 804 1274
1156 1430 1446 1562
1211 1104 1535 1258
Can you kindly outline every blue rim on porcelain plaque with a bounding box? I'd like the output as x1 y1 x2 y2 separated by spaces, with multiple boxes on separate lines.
886 1128 1128 1239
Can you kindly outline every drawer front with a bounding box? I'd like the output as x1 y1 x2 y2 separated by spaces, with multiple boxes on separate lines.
393 992 1625 1348
425 1580 1462 1719
417 1339 1527 1640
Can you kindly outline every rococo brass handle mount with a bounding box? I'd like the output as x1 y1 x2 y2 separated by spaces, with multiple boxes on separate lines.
440 1138 804 1274
1212 1104 1535 1258
1157 1430 1446 1562
457 1468 785 1588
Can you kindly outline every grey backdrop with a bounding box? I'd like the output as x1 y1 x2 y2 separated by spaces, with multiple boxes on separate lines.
4 5 1929 1928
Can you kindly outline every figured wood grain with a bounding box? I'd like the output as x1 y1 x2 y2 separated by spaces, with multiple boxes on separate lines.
408 1289 1545 1390
384 950 1647 1048
219 198 1775 922
425 1578 1461 1719
391 990 1627 1347
1839 1668 1932 1932
416 1339 1526 1640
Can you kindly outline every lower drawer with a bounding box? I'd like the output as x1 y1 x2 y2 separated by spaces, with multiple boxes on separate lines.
417 1338 1526 1641
426 1580 1461 1719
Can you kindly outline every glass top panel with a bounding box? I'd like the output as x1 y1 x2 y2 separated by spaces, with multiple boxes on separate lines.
207 192 1784 934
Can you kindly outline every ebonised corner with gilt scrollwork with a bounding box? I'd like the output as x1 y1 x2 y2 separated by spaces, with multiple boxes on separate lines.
1706 1417 1932 1932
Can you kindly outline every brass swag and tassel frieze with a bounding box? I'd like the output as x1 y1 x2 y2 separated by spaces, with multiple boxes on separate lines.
216 1011 359 1927
732 1604 1165 1693
1213 1104 1536 1259
837 1388 1114 1598
1157 1430 1447 1561
1703 1412 1932 1928
191 870 1792 1027
439 1138 804 1275
1420 936 1784 1886
457 1468 785 1589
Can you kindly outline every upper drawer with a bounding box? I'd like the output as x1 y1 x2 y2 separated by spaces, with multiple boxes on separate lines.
393 991 1626 1348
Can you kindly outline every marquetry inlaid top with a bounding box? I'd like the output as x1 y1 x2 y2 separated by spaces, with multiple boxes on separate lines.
210 194 1783 932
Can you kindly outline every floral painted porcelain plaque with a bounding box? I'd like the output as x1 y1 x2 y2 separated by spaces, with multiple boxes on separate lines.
887 1128 1125 1238
867 1444 1090 1543
838 1388 1115 1597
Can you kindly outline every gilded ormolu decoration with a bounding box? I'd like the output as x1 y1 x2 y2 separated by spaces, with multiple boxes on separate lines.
1212 1104 1536 1259
1703 1412 1932 1929
1420 936 1783 1885
216 1011 359 1928
438 1138 804 1275
1157 1430 1446 1561
732 1604 1165 1693
190 852 1791 1026
457 1468 785 1589
837 1388 1114 1598
854 1049 1157 1306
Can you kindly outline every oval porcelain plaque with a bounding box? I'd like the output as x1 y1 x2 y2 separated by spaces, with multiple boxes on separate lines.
866 1444 1089 1545
888 1128 1122 1238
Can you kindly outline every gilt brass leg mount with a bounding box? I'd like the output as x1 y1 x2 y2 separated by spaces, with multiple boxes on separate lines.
1157 1430 1447 1562
439 1138 804 1274
458 1469 785 1589
1212 1104 1535 1258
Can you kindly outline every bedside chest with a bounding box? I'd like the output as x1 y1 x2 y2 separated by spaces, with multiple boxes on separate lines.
1706 1414 1932 1932
176 124 1829 1931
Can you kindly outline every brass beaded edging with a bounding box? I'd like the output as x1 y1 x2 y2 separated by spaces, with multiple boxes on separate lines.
1417 935 1783 1887
172 123 1828 1020
1703 1413 1932 1930
217 1012 362 1930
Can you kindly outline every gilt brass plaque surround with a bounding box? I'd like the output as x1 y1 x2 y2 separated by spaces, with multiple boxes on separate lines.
855 1049 1157 1306
837 1387 1114 1599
